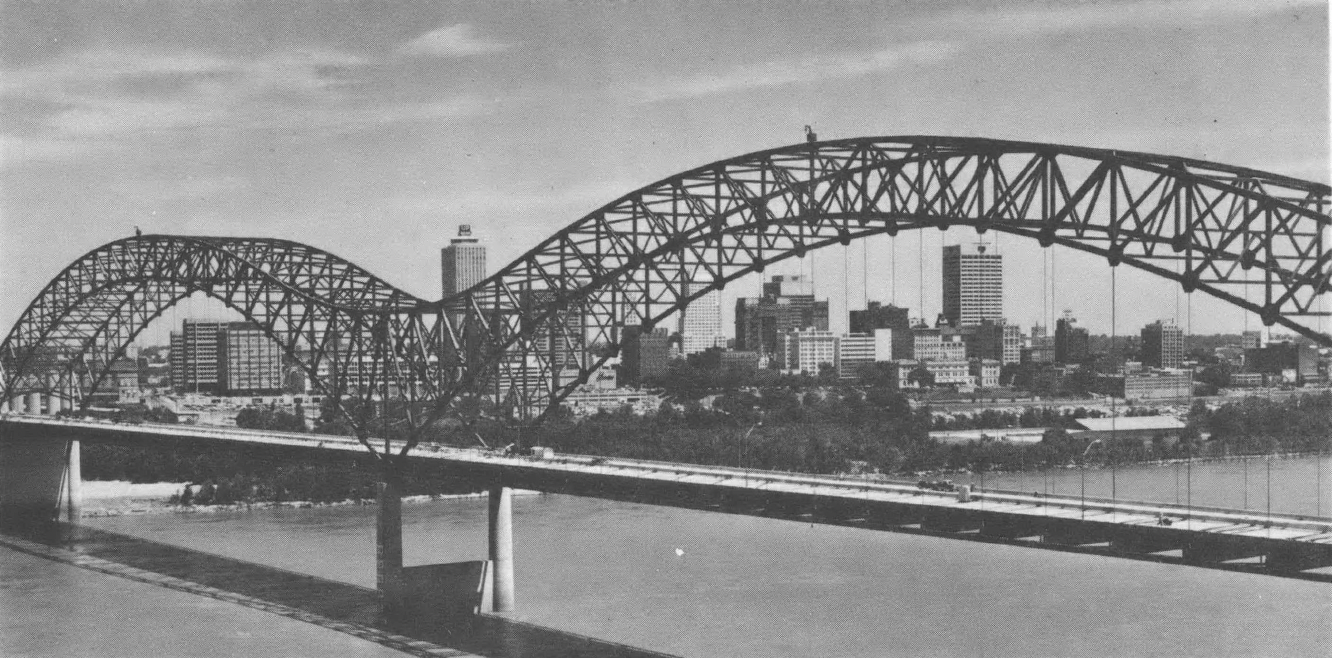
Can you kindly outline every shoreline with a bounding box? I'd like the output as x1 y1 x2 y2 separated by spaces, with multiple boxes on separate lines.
80 486 539 518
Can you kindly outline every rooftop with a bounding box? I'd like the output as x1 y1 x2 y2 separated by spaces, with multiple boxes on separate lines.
1073 416 1186 432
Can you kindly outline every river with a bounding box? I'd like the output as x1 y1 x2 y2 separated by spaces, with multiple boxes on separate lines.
3 456 1330 657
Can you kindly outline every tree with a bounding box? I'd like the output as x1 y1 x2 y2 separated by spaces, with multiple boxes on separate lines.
907 366 935 388
817 362 839 385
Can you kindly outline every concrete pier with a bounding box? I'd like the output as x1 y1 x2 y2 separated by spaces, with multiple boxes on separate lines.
64 440 82 523
488 486 515 613
27 392 42 415
376 477 404 618
10 395 26 414
48 393 63 416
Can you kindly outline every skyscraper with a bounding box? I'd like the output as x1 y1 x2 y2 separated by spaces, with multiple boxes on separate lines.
621 326 671 385
170 320 225 393
678 283 724 355
1054 311 1090 365
942 243 1003 327
441 224 487 296
1141 320 1184 369
171 320 285 394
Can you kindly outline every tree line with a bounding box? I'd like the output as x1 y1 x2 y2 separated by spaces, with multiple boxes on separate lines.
78 391 1332 504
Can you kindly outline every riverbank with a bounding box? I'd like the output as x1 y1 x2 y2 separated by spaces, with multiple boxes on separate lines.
80 480 535 518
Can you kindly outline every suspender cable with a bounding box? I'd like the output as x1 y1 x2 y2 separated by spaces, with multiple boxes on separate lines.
1111 264 1117 510
918 230 925 320
891 236 897 306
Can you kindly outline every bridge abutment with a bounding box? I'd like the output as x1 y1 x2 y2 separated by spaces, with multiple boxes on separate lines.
0 434 82 530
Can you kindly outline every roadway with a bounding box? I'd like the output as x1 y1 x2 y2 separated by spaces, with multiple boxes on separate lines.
4 414 1332 580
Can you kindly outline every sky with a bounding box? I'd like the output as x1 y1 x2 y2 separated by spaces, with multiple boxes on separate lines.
1 0 1328 345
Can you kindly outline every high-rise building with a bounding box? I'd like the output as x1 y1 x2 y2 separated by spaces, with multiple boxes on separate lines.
441 224 487 296
782 329 838 376
849 301 913 359
516 290 586 373
1141 320 1184 369
678 283 724 355
219 322 284 394
838 331 889 380
621 326 671 385
962 319 1023 365
942 243 1003 327
171 320 287 394
734 275 829 359
170 320 225 393
1054 311 1090 365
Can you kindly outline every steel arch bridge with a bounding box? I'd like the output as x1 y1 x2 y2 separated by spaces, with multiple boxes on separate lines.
2 136 1329 441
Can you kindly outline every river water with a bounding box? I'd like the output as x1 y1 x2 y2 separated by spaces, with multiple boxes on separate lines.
4 456 1331 657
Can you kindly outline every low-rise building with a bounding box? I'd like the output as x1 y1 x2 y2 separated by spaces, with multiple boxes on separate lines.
968 358 1001 388
562 387 663 417
1095 369 1194 400
1071 416 1186 448
886 359 974 389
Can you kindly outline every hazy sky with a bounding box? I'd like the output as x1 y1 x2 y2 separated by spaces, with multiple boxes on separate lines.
2 0 1327 343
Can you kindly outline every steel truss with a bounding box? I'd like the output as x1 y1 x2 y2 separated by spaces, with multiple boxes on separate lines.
2 137 1329 435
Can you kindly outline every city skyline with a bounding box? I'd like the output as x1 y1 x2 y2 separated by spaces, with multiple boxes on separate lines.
1 1 1326 343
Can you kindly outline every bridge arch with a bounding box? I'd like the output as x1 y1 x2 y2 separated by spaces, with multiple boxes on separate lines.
0 235 434 415
3 137 1329 423
452 136 1331 416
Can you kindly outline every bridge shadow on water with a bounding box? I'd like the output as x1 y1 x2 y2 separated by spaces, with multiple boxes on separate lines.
1 522 677 658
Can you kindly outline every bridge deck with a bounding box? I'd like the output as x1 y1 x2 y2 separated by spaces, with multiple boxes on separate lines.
5 415 1331 579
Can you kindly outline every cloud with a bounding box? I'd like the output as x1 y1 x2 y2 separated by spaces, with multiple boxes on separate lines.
398 24 511 58
633 0 1319 105
918 0 1323 38
0 47 487 165
636 41 959 104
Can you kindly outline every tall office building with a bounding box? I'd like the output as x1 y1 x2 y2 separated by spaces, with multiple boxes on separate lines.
1054 311 1090 365
942 244 1003 327
441 224 487 296
621 326 671 385
678 283 724 355
219 323 284 394
734 275 829 359
170 320 225 394
849 301 913 359
1141 320 1184 369
171 320 285 394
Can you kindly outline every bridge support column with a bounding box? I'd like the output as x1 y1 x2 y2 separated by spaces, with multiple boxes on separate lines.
9 396 25 414
64 440 82 524
488 486 515 613
48 394 63 416
27 392 42 415
376 477 404 619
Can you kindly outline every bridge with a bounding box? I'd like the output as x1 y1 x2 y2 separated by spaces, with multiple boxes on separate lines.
1 136 1330 646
